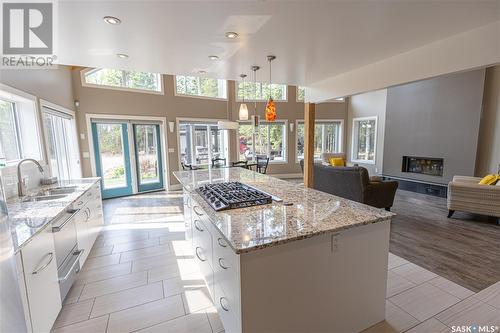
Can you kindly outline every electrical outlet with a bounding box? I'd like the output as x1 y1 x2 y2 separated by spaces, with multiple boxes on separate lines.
168 148 175 153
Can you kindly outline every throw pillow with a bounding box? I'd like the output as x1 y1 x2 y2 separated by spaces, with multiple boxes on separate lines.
329 157 345 167
478 174 500 185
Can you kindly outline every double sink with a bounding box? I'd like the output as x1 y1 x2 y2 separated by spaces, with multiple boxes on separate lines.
22 186 78 202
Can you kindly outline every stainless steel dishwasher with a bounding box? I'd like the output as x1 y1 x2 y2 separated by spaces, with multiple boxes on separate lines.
51 209 84 301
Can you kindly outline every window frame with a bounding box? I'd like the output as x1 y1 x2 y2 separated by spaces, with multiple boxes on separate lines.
294 119 344 163
0 83 45 166
40 99 82 180
351 116 377 165
81 68 165 95
174 75 228 101
176 117 231 170
236 119 289 164
236 82 288 102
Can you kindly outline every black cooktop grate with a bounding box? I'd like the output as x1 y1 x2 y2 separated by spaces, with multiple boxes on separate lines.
195 182 272 211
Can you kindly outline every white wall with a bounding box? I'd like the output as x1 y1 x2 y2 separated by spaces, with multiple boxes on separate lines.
307 21 500 102
347 90 387 175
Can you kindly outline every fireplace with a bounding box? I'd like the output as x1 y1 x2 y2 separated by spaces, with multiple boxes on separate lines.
402 156 444 177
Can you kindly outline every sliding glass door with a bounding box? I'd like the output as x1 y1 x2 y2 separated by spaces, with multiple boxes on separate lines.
91 121 164 199
133 124 163 192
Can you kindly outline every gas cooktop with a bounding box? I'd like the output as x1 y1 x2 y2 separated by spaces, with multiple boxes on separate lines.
195 182 273 211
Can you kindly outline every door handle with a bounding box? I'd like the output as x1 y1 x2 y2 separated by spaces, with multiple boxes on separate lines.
194 220 204 232
195 247 206 262
217 237 227 248
52 209 80 232
193 206 204 216
32 253 54 274
220 297 229 312
218 258 229 270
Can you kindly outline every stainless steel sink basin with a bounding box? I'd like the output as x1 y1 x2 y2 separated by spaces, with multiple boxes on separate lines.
22 194 68 202
48 187 77 195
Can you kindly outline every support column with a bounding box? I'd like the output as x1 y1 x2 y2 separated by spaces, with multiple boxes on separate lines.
304 103 315 188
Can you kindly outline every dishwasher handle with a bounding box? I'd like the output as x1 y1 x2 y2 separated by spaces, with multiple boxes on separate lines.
58 249 84 282
52 209 80 233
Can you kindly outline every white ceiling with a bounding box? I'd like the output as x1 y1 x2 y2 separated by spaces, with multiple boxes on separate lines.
57 0 500 89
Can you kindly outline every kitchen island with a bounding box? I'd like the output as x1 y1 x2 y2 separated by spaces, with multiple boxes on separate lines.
174 168 394 333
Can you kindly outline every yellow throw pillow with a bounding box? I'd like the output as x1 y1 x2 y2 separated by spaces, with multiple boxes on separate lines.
329 157 345 167
478 174 500 185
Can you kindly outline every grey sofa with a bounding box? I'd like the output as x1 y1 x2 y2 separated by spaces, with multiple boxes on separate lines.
300 160 399 210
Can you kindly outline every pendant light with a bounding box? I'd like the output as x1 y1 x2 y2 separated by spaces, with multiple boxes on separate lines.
217 85 239 130
265 55 277 121
238 74 249 121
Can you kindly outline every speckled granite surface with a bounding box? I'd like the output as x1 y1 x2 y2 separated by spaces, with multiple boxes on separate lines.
7 178 100 252
173 168 394 254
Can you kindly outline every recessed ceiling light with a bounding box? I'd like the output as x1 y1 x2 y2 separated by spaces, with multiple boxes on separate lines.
208 55 219 61
225 32 239 39
116 53 129 59
103 16 121 25
198 70 207 74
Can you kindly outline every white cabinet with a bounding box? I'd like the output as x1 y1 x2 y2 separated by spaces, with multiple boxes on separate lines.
189 198 242 333
20 225 61 333
74 183 103 267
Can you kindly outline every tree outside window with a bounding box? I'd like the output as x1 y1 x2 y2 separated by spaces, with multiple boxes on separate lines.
84 68 162 93
352 117 376 162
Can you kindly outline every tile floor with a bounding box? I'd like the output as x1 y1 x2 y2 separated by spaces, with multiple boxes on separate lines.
51 191 500 333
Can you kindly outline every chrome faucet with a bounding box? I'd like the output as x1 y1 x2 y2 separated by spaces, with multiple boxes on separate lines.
17 159 45 197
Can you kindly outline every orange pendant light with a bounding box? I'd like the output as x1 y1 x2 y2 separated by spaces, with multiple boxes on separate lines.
265 55 277 121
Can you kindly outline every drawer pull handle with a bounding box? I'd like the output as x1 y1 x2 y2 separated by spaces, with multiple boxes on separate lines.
84 207 91 222
32 252 54 274
217 237 227 248
52 209 80 232
194 220 204 232
76 200 83 206
59 249 84 282
195 247 206 262
193 206 204 216
220 297 229 312
186 197 192 208
218 258 229 270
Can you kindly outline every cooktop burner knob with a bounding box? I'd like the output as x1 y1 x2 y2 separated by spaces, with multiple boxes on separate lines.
215 201 221 207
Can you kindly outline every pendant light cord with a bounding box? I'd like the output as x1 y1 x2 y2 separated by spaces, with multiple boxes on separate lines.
254 68 257 117
269 58 272 100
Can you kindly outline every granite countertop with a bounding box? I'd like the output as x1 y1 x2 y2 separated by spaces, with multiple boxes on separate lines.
173 168 394 254
7 178 100 252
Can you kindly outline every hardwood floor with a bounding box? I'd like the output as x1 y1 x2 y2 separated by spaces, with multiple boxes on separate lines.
286 178 499 292
390 189 500 292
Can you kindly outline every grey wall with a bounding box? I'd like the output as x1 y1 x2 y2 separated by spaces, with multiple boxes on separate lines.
476 65 500 176
383 69 485 184
347 89 387 175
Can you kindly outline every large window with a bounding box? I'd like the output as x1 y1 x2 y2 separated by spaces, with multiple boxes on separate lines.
42 107 81 180
297 86 306 102
352 117 377 163
178 120 229 167
82 68 163 93
296 120 343 161
237 82 287 101
238 120 287 162
0 93 42 164
175 75 227 100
